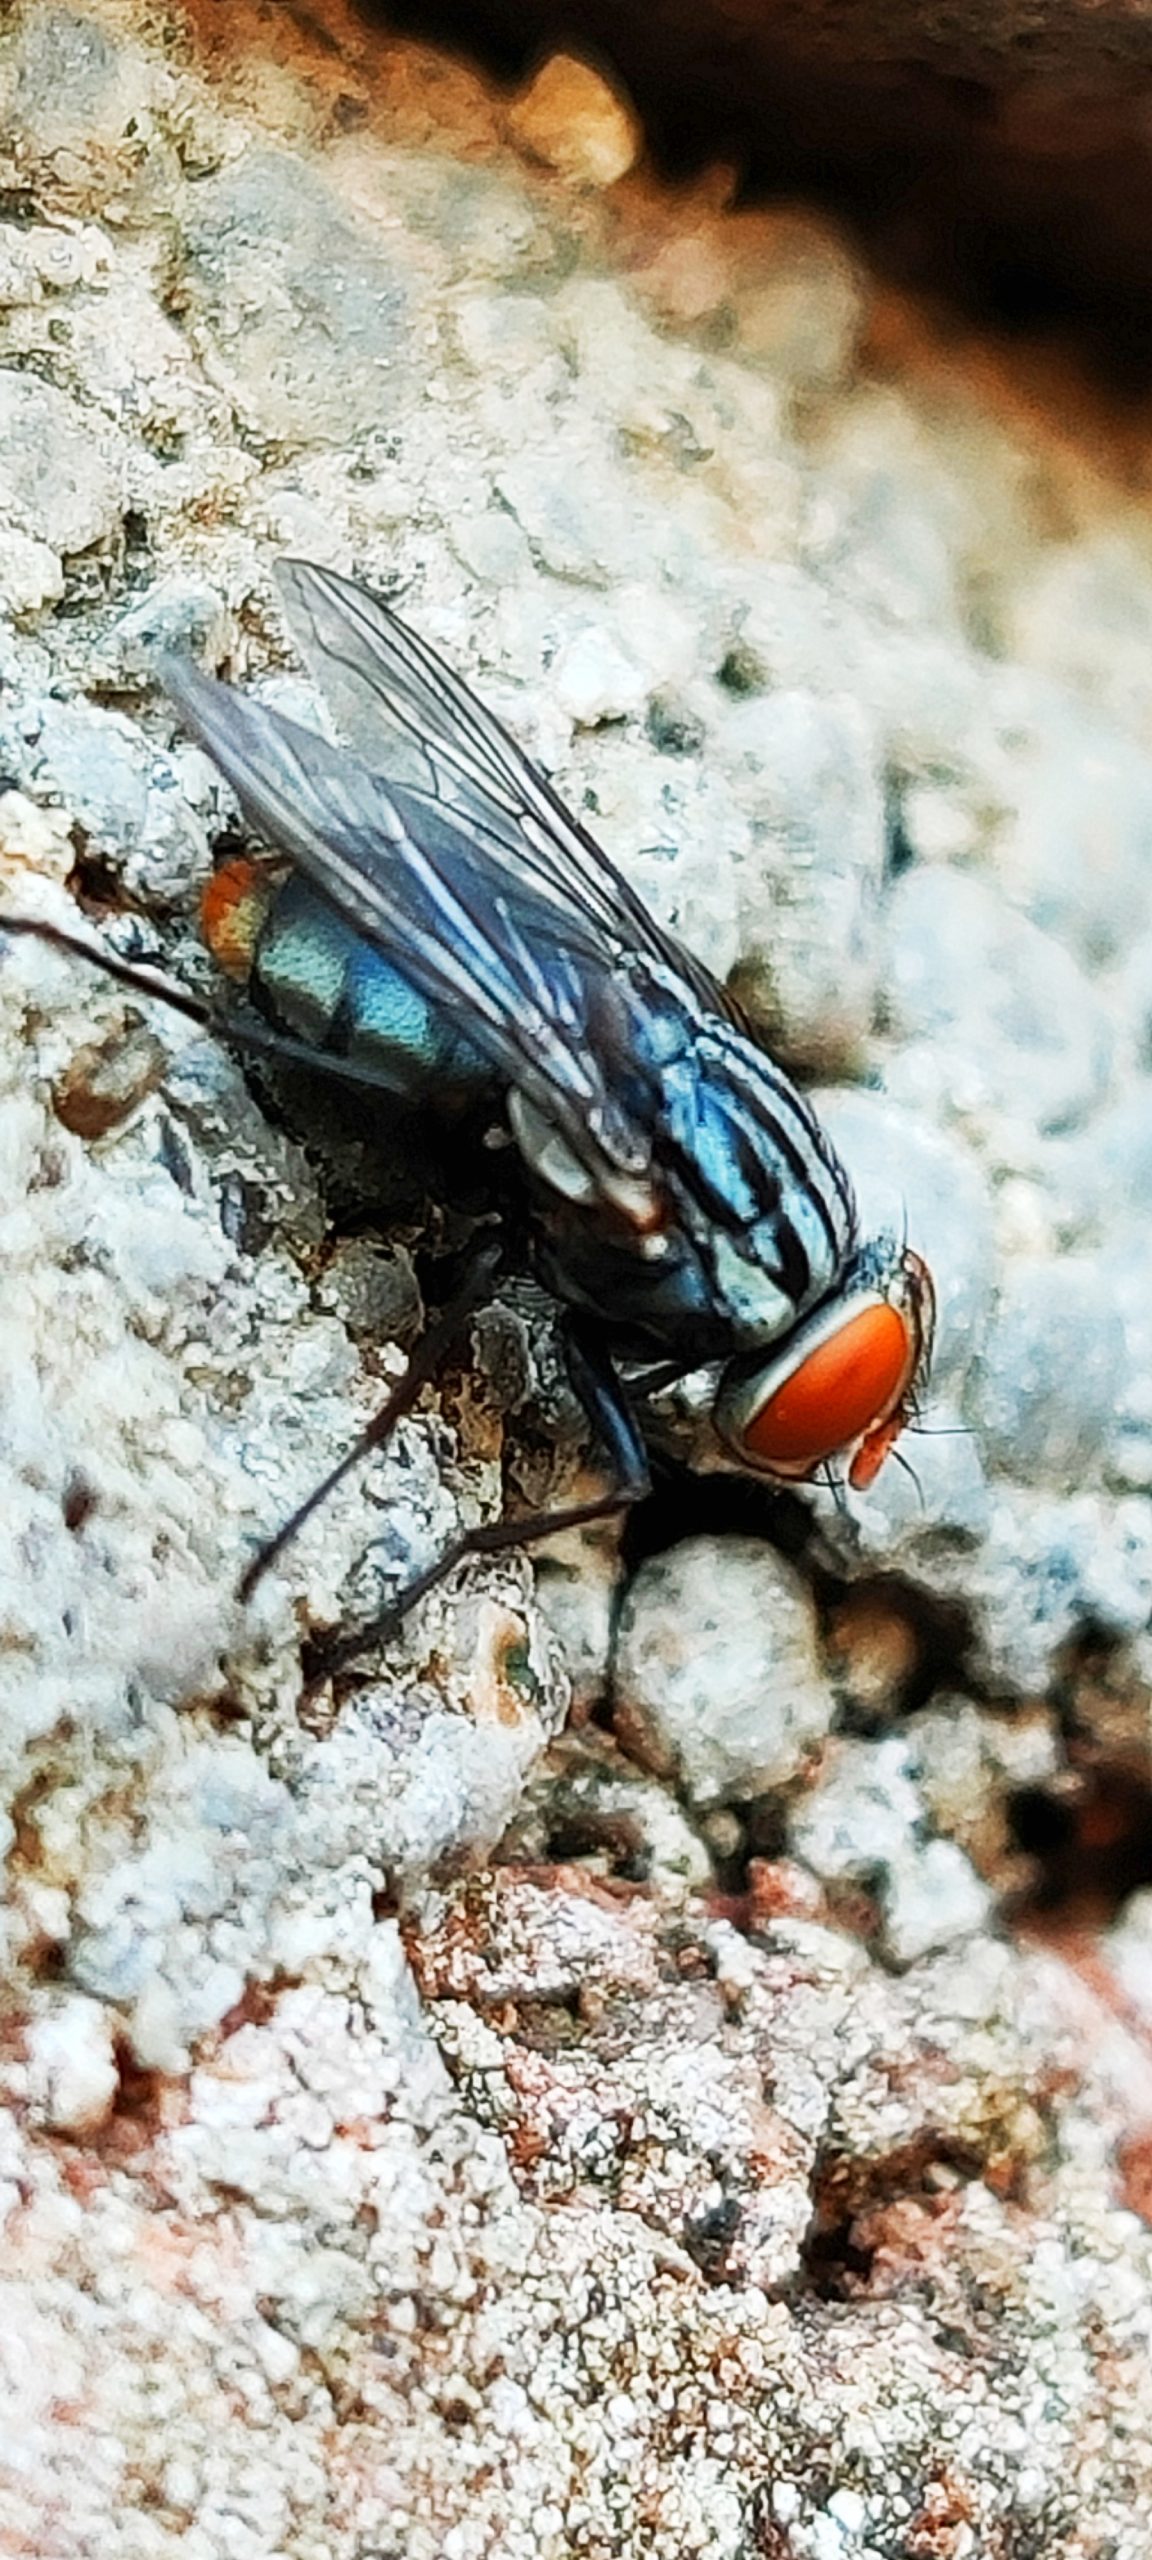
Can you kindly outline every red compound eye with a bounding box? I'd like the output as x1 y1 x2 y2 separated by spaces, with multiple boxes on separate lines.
737 1299 916 1477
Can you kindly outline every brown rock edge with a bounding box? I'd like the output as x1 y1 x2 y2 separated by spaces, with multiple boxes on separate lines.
369 0 1152 359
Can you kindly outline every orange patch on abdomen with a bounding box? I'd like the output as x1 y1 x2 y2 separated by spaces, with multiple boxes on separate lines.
200 857 273 981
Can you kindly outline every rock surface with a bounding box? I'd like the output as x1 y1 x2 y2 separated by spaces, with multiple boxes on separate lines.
614 1535 835 1805
3 0 1152 2551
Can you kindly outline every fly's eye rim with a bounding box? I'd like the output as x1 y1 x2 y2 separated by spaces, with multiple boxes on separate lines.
900 1245 936 1383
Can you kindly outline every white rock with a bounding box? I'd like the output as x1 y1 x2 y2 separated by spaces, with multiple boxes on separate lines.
1002 530 1152 747
987 689 1152 967
495 446 640 585
10 694 211 908
614 1536 835 1808
107 574 230 682
1046 1086 1152 1247
966 1255 1128 1487
726 686 885 1068
790 1736 923 1882
0 787 74 884
1105 1890 1152 2030
790 1738 993 1965
0 219 109 304
0 371 121 554
909 1487 1152 1693
735 214 864 392
26 1994 119 2133
882 865 1115 1136
808 386 966 628
825 2486 869 2537
552 626 649 726
0 523 64 613
908 1694 1060 1849
533 1537 620 1719
179 152 413 445
883 1836 994 1967
4 0 1152 2532
1108 921 1152 1059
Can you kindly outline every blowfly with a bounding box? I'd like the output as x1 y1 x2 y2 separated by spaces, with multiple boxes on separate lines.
3 561 934 1655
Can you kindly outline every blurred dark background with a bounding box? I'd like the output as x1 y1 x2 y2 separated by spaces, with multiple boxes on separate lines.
362 0 1152 374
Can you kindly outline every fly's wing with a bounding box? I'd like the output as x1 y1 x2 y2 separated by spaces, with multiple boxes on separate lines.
162 656 654 1189
274 559 738 1023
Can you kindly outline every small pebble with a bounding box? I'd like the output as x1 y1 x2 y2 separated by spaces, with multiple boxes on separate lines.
726 686 885 1071
506 54 640 190
790 1735 922 1884
883 1835 994 1967
789 1736 993 1964
315 1237 423 1347
108 575 230 683
613 1535 834 1809
26 1994 120 2134
824 1587 922 1723
907 1694 1059 1898
552 626 648 726
533 1534 621 1721
52 1023 167 1141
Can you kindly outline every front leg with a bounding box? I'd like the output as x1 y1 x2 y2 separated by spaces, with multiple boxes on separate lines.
239 1235 504 1600
306 1324 650 1678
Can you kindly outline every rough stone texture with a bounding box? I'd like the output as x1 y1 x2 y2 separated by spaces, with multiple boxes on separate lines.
3 0 1152 2551
787 1733 996 1965
614 1536 836 1806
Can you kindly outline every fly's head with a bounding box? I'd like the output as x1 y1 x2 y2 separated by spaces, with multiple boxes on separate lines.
713 1239 935 1492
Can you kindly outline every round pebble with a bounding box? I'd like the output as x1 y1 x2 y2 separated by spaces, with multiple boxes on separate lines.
613 1535 835 1808
506 53 641 190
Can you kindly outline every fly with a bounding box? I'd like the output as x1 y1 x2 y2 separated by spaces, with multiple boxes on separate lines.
2 561 934 1663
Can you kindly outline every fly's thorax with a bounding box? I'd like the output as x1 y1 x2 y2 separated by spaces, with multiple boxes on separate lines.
504 978 862 1361
712 1236 934 1487
651 1010 859 1331
704 1225 837 1345
528 1204 740 1361
508 1124 737 1361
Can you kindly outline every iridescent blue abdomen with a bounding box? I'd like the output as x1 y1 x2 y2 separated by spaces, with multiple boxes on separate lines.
204 862 492 1114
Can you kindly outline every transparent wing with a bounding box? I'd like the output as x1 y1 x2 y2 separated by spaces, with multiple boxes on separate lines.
162 655 654 1186
274 559 736 1021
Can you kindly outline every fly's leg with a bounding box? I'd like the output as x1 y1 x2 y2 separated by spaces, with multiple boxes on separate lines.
0 915 419 1101
306 1327 651 1678
238 1237 504 1601
5 912 520 1609
5 916 653 1664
